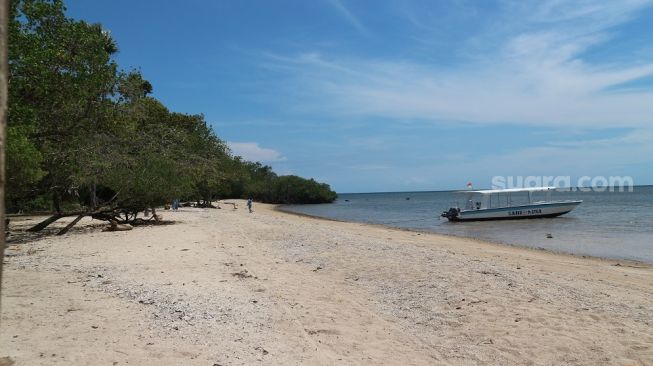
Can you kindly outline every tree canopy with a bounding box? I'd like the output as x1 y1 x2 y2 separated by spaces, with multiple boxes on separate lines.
7 0 336 223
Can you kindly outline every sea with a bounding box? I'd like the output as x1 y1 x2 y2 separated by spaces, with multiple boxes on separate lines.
281 186 653 263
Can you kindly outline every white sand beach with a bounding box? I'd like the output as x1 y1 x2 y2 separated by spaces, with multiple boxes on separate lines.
1 201 652 365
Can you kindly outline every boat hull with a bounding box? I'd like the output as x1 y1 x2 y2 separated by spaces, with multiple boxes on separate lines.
446 201 582 222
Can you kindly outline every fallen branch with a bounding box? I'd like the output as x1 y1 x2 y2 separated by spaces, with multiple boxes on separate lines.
28 205 165 235
219 201 238 209
101 220 133 232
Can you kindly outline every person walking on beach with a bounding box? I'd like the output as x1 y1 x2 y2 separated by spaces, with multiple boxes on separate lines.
247 198 253 213
172 198 180 211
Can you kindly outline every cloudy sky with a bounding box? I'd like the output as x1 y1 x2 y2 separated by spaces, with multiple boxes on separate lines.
68 0 653 192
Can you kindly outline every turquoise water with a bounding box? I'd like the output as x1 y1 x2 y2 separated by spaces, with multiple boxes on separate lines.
281 186 653 263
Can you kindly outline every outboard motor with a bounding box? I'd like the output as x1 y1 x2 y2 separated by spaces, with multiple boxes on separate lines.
441 207 460 221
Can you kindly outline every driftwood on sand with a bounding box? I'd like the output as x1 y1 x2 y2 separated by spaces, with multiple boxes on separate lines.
218 201 238 209
101 220 133 232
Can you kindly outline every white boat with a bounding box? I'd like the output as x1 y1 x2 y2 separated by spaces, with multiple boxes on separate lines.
441 187 582 221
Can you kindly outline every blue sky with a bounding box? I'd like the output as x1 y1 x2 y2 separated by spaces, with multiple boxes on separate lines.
66 0 653 192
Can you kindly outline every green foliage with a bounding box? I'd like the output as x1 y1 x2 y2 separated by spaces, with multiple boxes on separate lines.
6 0 337 215
265 175 337 204
9 0 120 211
234 162 336 204
105 155 193 209
6 126 44 190
6 125 45 211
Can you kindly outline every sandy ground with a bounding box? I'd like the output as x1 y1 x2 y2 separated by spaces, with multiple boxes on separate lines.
1 201 652 365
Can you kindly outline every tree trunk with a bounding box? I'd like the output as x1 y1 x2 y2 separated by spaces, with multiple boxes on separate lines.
27 214 64 232
0 0 9 319
53 191 62 213
56 214 85 236
90 181 98 209
27 210 86 232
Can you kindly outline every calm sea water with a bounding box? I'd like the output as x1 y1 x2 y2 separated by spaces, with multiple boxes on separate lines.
281 186 653 263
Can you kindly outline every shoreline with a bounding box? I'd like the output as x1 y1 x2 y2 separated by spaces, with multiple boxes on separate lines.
2 201 652 365
276 204 653 267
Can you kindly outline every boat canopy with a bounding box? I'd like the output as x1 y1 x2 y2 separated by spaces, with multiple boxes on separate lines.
457 186 558 195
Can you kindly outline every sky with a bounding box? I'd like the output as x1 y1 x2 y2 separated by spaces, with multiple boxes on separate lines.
66 0 653 193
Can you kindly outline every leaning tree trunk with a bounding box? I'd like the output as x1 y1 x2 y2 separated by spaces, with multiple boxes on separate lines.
56 214 85 236
28 213 64 232
27 210 85 232
0 0 9 320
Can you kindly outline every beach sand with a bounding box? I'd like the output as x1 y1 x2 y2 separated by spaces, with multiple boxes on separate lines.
1 201 652 365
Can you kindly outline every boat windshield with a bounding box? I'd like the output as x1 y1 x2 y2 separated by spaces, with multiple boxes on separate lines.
461 189 554 210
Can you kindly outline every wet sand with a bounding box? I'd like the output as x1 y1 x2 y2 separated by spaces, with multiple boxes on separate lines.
1 201 652 365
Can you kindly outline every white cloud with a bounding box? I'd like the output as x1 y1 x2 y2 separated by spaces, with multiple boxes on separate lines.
250 0 653 190
266 0 653 128
227 142 286 162
353 129 653 191
418 128 653 188
326 0 367 34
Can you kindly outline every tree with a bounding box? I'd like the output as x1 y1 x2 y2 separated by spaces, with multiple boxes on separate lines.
7 0 337 236
9 0 120 211
1 0 10 311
